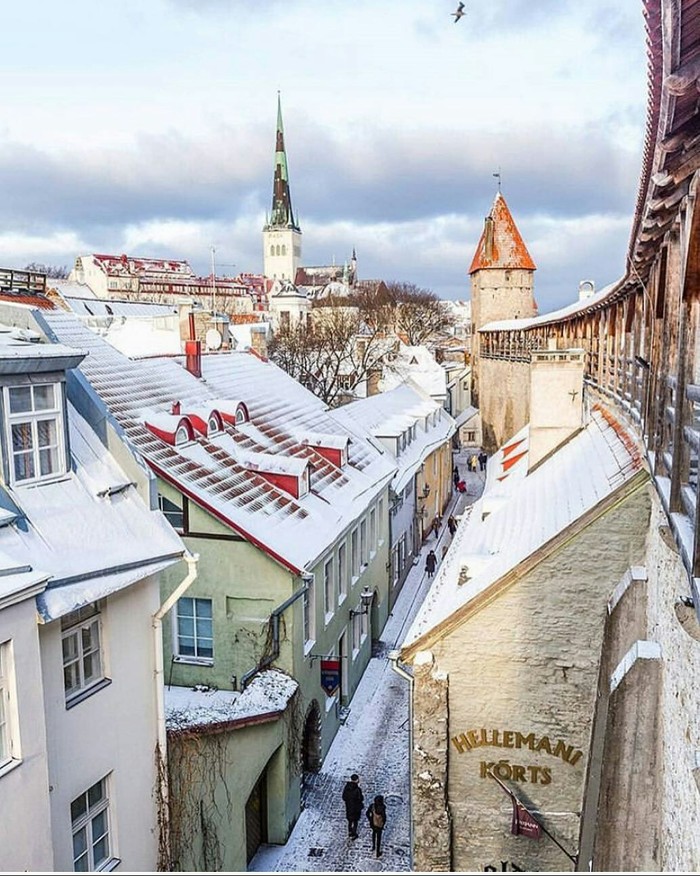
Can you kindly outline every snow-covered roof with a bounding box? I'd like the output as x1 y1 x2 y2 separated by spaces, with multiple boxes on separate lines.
379 344 447 400
333 381 456 495
402 407 646 651
481 282 618 332
39 313 397 575
93 315 183 358
453 405 478 429
63 296 177 318
165 670 298 733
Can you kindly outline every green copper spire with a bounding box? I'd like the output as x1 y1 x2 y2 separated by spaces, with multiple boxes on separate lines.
268 92 300 230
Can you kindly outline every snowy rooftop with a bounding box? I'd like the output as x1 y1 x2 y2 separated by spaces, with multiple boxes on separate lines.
63 296 177 318
402 407 645 650
165 670 298 733
333 381 456 495
379 344 448 400
39 313 397 574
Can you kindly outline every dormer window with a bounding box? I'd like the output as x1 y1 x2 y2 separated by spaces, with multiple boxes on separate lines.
235 403 249 425
5 383 65 484
208 411 223 437
175 422 194 446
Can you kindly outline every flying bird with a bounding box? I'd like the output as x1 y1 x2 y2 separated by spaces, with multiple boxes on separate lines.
452 2 466 22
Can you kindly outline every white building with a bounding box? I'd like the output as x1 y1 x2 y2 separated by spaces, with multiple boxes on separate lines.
0 317 188 871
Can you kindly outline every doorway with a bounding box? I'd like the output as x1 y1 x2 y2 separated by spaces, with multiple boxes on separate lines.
245 770 268 864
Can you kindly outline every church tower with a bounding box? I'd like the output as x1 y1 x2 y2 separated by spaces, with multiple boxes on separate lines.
469 191 537 405
263 94 302 281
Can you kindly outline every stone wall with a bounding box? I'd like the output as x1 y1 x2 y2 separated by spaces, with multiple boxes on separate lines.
478 358 530 451
411 652 452 872
416 484 650 871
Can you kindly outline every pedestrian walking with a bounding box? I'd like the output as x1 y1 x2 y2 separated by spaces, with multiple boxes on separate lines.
469 453 478 473
453 470 460 489
342 773 364 839
425 549 437 578
479 450 488 472
366 794 387 858
448 515 457 536
432 516 441 538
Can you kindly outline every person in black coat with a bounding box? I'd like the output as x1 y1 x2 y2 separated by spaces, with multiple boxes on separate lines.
425 549 437 578
366 794 387 857
342 773 364 839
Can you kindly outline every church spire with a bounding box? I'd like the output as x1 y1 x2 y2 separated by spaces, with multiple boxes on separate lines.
268 92 300 231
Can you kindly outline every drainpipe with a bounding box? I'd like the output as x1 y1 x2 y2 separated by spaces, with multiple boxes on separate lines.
240 575 311 690
152 551 199 869
389 649 414 868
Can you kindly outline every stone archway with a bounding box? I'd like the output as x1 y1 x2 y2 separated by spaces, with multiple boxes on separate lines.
302 700 322 775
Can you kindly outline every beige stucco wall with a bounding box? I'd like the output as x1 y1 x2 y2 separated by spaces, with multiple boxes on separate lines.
409 485 650 871
169 710 297 872
40 573 162 872
0 596 53 872
478 358 530 452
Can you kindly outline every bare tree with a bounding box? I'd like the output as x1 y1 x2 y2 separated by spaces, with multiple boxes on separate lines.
24 262 69 279
268 299 394 407
386 282 454 345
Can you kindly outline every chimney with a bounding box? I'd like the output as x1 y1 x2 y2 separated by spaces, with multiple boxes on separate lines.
249 325 268 360
185 339 202 378
528 349 585 471
367 368 382 397
578 279 595 301
171 401 181 415
484 216 494 262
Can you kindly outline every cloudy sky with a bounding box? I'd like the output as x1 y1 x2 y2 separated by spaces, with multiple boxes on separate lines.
1 0 647 312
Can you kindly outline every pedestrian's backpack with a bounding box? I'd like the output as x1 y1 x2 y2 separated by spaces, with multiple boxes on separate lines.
372 807 384 828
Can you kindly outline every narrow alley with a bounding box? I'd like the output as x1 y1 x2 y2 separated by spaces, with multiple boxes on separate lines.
251 452 486 873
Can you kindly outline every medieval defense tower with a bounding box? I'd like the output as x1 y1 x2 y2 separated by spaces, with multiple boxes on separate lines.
263 94 302 281
469 191 537 406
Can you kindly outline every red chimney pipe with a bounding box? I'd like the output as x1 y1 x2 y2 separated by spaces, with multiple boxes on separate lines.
185 340 202 378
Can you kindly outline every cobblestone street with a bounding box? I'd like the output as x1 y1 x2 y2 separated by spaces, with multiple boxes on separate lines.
251 452 485 873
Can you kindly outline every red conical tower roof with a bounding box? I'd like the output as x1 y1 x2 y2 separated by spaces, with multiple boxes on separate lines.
468 192 536 274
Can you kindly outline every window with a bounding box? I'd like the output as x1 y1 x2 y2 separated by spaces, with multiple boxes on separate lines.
175 423 192 446
352 613 361 656
351 529 359 578
71 777 112 871
62 606 104 703
158 493 184 530
369 508 376 552
303 575 315 644
360 520 367 566
6 383 64 484
338 544 347 602
0 641 19 770
281 245 287 256
324 559 334 618
175 597 213 661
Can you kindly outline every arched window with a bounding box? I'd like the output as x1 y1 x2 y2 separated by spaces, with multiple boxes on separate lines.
235 402 250 425
270 246 274 256
175 424 191 445
208 411 223 436
281 245 287 256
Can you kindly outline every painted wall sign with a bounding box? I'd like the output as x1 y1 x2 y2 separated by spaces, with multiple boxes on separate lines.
320 658 340 696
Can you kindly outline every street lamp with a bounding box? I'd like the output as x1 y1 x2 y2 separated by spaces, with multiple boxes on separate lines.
349 586 373 618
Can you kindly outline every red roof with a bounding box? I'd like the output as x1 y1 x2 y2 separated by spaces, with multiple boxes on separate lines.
0 294 55 310
468 192 536 274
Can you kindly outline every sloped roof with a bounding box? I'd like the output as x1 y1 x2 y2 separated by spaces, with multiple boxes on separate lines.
402 407 646 653
333 381 456 494
39 313 396 575
0 398 184 621
379 344 448 400
468 192 536 274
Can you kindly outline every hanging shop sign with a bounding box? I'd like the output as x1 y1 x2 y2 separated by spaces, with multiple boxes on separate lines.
320 658 341 696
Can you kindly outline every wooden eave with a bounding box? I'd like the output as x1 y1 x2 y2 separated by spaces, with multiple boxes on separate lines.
400 467 649 662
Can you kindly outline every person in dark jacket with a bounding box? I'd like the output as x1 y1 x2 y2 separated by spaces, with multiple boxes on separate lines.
342 773 364 839
425 549 437 578
366 794 387 857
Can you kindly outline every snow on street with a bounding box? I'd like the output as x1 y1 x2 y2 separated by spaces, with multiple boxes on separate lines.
251 452 485 873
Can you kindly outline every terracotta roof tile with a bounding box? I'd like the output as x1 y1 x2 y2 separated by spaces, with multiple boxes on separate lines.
468 192 536 274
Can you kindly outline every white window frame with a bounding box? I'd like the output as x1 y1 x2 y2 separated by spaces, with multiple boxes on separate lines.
337 543 347 604
324 558 335 621
5 382 66 485
351 528 359 580
174 597 214 665
0 640 20 774
303 574 315 648
158 493 184 531
369 508 377 555
71 775 115 871
360 519 368 566
62 606 105 705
